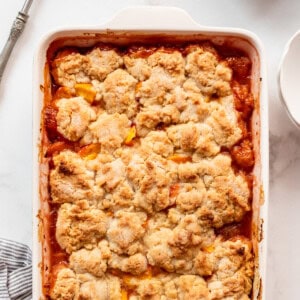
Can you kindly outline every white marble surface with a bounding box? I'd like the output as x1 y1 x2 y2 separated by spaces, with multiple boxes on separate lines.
0 0 299 298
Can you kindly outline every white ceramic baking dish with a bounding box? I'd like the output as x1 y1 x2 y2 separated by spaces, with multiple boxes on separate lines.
32 6 269 299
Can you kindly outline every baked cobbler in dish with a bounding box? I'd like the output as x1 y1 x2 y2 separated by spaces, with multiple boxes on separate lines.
41 42 255 299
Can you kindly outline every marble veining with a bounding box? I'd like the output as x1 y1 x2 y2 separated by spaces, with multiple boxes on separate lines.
270 130 300 184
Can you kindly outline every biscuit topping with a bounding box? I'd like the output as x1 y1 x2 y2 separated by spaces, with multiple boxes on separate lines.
44 43 255 300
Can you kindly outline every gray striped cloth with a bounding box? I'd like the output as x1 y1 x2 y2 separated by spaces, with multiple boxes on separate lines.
0 239 32 300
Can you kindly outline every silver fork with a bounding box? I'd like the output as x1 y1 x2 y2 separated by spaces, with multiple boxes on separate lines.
0 0 33 84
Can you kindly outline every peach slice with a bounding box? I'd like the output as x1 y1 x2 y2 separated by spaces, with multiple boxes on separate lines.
169 183 180 198
75 83 96 103
46 141 71 157
203 245 215 253
78 143 101 160
167 154 192 163
123 267 152 287
54 86 73 100
124 126 137 146
121 290 128 300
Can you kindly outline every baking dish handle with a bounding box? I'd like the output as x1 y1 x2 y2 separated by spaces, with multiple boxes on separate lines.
105 6 202 30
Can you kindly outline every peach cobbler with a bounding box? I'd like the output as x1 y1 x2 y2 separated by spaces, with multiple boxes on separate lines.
40 41 255 300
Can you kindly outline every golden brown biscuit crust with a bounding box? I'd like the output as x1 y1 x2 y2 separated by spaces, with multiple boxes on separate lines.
45 43 255 300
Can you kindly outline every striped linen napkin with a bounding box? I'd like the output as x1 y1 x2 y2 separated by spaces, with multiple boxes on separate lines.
0 239 32 300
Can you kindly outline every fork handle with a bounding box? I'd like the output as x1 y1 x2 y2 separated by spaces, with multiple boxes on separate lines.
0 12 28 84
